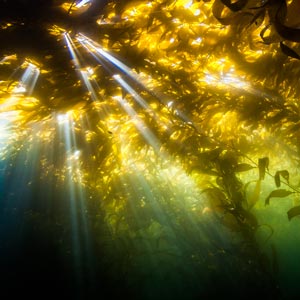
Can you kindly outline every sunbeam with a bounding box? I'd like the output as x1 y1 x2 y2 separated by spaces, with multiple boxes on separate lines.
75 32 198 130
57 111 92 282
77 33 136 78
76 0 91 8
0 111 18 157
80 68 101 101
113 94 161 152
1 1 300 299
64 32 82 69
64 32 103 103
113 74 149 109
18 62 40 96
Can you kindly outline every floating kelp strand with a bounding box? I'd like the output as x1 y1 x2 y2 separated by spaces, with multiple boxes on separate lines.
287 205 300 221
1 1 300 298
265 189 295 206
280 42 300 59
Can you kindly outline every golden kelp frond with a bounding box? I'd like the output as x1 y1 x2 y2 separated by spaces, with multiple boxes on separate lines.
0 0 299 180
2 5 300 295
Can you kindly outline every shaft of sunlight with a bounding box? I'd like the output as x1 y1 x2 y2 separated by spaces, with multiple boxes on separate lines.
57 112 91 274
0 111 18 157
113 95 160 152
76 0 91 8
117 148 219 261
76 33 196 129
202 71 249 91
77 33 137 79
13 63 40 95
64 33 81 68
113 74 148 109
80 70 99 101
21 63 40 95
64 33 102 102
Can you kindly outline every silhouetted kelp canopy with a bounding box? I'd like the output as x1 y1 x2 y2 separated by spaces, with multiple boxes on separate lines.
0 0 300 299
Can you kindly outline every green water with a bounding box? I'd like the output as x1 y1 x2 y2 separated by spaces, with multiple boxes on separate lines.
1 154 298 300
1 1 300 299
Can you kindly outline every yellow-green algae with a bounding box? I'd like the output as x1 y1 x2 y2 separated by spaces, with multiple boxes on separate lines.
1 1 300 299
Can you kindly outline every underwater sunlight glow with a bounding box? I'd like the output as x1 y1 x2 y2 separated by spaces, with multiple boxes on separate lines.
1 0 300 299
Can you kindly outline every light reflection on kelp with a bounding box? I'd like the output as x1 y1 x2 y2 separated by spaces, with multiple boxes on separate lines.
1 0 300 299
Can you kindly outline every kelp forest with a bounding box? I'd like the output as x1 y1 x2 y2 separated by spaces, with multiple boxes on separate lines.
0 0 300 299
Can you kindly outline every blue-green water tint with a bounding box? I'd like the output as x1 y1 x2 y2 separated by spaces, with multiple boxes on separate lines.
1 147 298 299
0 174 278 298
0 146 94 298
254 198 300 300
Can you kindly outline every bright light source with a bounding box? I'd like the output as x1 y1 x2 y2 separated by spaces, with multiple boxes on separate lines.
0 111 18 156
221 74 247 88
203 72 248 89
76 0 91 8
86 67 94 75
12 62 40 95
76 35 86 42
184 0 193 9
57 113 70 124
194 9 201 16
167 101 173 108
69 150 81 160
191 37 202 45
13 85 27 94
